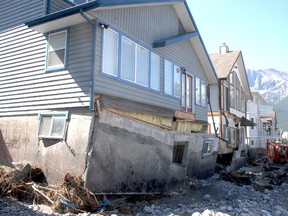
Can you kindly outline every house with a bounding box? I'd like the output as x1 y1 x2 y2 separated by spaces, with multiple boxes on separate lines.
0 0 218 192
208 43 254 169
246 91 281 160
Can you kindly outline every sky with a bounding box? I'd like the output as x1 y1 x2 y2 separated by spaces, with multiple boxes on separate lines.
187 0 288 72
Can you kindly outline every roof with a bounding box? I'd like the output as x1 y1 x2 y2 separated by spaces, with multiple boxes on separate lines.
209 51 240 79
25 0 218 84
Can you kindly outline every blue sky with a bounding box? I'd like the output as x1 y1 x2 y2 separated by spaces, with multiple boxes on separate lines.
187 0 288 72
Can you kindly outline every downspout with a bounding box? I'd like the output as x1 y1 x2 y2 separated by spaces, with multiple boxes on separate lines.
80 10 96 112
79 10 98 177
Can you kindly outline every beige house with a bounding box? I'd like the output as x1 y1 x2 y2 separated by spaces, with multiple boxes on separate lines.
208 44 254 168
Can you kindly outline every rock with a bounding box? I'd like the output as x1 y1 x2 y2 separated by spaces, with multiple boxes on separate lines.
274 205 286 212
227 206 233 211
203 194 211 201
143 206 153 214
252 178 273 191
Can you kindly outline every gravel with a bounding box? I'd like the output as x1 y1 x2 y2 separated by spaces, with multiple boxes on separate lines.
1 173 288 216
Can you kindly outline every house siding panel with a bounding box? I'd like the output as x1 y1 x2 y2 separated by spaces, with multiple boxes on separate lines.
0 0 44 32
93 5 208 120
49 0 74 14
0 23 92 116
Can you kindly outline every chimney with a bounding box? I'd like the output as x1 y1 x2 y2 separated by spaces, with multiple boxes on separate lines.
220 43 229 54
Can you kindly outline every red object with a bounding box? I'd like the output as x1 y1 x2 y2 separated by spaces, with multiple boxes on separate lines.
266 139 288 163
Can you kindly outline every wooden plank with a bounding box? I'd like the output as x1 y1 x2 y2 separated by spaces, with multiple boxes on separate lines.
99 95 176 118
175 110 196 121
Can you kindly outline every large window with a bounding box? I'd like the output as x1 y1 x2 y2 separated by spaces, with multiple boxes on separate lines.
195 77 206 106
150 53 160 91
164 60 173 95
102 28 118 76
102 28 158 90
121 37 136 82
228 71 245 111
164 60 181 98
46 30 67 70
38 112 69 139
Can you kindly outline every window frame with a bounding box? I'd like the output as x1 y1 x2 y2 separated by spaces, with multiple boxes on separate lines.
38 111 69 140
164 59 181 98
101 26 161 92
195 77 207 107
46 29 68 72
182 72 193 112
202 139 215 156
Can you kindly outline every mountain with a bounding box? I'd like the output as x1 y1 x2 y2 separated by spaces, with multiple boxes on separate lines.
246 69 288 131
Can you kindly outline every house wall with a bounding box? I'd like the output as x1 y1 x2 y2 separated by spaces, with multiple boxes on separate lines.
49 0 74 14
0 0 45 32
85 110 217 192
91 5 209 121
0 108 93 184
0 22 93 116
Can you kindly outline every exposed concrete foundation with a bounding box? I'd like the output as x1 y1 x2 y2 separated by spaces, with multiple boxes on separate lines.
85 110 218 192
0 107 218 192
0 108 93 184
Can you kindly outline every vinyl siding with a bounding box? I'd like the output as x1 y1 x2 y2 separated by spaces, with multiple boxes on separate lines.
0 23 92 116
0 0 45 32
92 5 208 120
49 0 74 14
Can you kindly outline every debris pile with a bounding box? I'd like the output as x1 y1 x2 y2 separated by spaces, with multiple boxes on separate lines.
0 164 100 214
217 161 288 191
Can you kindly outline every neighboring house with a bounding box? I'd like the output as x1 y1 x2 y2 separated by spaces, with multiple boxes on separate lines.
0 0 218 192
208 43 254 168
246 91 281 159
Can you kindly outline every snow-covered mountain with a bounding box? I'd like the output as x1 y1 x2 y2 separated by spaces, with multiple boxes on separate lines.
247 69 288 130
247 69 288 104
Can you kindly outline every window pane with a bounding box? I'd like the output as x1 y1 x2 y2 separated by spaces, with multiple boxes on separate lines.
48 50 65 67
230 86 235 108
102 29 118 76
121 37 135 81
174 66 181 97
195 77 201 105
51 117 66 137
201 81 206 106
164 60 172 95
49 32 66 51
136 45 149 86
182 74 186 107
39 116 52 137
150 53 160 90
187 76 192 108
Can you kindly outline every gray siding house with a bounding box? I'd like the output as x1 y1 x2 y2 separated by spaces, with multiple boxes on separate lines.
0 0 218 192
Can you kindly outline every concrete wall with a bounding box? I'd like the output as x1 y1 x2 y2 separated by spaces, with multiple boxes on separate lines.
85 110 218 192
0 108 93 184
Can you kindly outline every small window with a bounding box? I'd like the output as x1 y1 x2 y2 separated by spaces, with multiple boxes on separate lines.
203 140 214 155
150 52 160 91
172 141 188 165
201 80 206 105
38 112 69 139
251 140 255 146
47 30 67 70
251 118 254 129
102 28 118 76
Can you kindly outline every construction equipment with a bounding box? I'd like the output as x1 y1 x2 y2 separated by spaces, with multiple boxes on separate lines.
266 139 288 163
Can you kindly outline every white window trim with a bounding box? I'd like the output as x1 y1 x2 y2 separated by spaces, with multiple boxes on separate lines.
38 111 69 140
46 30 68 71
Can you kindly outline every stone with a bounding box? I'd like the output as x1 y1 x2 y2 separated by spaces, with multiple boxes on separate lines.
143 206 153 214
203 194 211 201
275 205 286 212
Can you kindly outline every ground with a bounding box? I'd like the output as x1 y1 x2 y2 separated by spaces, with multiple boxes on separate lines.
0 164 288 216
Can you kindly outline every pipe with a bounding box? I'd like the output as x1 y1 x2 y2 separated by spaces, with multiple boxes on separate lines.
80 10 96 112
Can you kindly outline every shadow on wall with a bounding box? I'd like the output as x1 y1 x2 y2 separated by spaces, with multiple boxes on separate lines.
0 130 13 167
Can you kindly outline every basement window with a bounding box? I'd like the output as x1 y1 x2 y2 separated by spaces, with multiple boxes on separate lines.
203 139 215 156
38 111 69 140
172 141 188 165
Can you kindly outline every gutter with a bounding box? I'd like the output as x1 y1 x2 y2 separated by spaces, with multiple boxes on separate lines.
80 10 97 112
